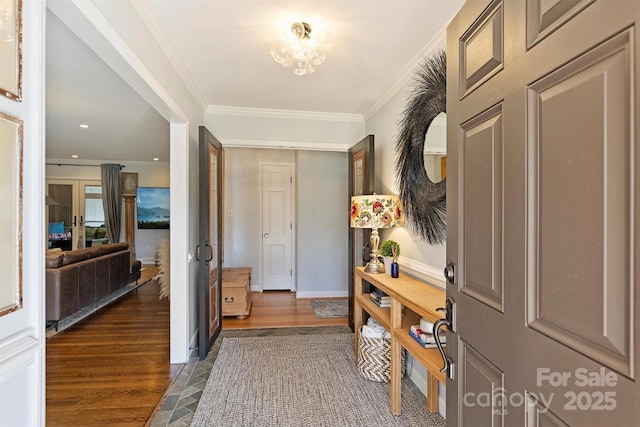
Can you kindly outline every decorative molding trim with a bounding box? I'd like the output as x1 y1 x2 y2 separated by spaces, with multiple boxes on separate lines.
62 0 190 122
131 0 207 111
295 291 348 299
399 257 446 290
0 329 39 384
363 26 448 121
206 105 364 123
219 138 351 152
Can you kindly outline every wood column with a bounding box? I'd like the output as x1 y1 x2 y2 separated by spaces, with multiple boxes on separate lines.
124 195 136 261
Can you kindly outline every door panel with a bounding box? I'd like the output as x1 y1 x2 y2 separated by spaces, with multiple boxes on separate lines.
348 135 374 330
447 0 639 424
198 126 223 360
527 29 633 376
460 105 503 312
262 164 293 291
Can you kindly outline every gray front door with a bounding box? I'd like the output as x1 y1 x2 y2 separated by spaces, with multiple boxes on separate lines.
446 0 639 424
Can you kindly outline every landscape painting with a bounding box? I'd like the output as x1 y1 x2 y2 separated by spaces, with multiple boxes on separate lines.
137 187 170 229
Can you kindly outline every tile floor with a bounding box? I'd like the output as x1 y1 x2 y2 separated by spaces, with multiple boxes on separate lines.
148 326 352 427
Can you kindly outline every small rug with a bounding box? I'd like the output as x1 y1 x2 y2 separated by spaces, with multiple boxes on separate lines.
191 334 445 427
311 299 348 318
45 273 159 339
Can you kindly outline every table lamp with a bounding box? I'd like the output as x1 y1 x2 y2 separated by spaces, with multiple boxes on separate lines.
350 194 402 273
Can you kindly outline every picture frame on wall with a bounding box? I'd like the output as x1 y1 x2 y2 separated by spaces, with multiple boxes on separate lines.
0 112 23 317
137 187 170 229
0 0 22 101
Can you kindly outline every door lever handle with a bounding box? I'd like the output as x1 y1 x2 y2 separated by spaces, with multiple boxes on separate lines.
433 318 453 378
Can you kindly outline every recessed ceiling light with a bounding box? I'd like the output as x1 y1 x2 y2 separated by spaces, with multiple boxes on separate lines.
71 155 78 158
79 124 89 128
153 157 160 161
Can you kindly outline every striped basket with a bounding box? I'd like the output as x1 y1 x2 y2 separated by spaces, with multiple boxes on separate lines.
357 331 406 383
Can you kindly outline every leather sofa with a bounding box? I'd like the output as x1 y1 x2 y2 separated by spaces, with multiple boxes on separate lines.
46 242 142 328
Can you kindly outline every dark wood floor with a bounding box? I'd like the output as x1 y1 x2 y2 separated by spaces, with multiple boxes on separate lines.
46 276 348 426
46 270 180 426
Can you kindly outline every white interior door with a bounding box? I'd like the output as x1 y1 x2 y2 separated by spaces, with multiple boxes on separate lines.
261 164 293 291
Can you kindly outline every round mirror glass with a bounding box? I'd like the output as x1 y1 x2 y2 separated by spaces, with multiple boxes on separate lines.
423 112 446 183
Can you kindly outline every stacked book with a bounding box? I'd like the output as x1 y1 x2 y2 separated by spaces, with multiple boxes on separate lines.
408 325 447 348
369 288 391 308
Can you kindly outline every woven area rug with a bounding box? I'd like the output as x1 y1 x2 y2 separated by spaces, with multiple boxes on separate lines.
191 334 445 427
310 299 348 318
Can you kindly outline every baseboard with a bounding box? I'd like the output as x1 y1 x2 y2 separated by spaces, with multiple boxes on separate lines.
399 257 446 290
140 258 156 266
407 355 447 418
295 290 348 299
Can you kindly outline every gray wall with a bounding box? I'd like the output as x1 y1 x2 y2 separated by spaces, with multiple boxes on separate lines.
223 147 348 296
296 150 348 297
223 148 295 284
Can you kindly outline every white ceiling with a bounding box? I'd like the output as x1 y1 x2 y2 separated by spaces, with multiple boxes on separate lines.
45 1 464 162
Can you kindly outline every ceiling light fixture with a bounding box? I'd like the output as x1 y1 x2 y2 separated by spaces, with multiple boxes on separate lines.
79 124 89 128
269 21 334 76
153 157 159 161
71 155 78 159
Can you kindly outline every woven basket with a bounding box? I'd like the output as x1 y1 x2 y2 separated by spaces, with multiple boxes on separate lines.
357 331 406 383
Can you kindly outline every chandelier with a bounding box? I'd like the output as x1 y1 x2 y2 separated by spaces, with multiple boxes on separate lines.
269 22 333 76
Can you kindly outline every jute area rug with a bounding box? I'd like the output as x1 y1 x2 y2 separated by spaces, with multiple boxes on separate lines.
310 299 348 318
191 333 445 427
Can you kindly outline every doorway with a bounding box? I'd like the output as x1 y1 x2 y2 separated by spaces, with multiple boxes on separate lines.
260 163 295 291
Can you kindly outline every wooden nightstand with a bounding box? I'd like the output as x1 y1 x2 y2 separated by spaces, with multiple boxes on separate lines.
222 267 252 319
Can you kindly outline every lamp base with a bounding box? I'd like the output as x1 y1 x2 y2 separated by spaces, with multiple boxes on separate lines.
364 257 385 274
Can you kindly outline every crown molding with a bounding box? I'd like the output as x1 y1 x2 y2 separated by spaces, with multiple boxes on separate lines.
362 25 448 121
219 138 351 152
131 0 207 112
206 105 364 123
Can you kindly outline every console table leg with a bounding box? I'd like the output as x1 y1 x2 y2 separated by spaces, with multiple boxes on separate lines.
390 299 403 415
353 272 364 357
427 371 439 413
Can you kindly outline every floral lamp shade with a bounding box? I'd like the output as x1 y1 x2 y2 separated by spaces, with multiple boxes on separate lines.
350 194 401 274
350 195 402 229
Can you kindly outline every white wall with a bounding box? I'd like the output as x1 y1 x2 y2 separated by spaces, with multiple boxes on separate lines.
45 160 170 263
365 57 446 288
296 151 348 297
207 107 364 152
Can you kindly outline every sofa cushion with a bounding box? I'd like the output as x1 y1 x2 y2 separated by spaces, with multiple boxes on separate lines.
62 249 90 266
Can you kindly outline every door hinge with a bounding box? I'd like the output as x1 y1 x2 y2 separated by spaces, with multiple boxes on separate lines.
290 176 292 183
290 269 293 276
290 223 292 230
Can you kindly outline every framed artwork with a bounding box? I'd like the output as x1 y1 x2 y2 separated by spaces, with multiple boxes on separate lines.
0 112 23 317
121 172 138 196
0 0 22 101
137 187 170 229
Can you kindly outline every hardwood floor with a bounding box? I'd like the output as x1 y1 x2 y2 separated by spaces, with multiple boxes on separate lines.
46 268 178 426
46 278 347 426
223 291 348 329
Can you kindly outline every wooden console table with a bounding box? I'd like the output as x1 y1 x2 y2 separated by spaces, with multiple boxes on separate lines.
353 266 446 415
